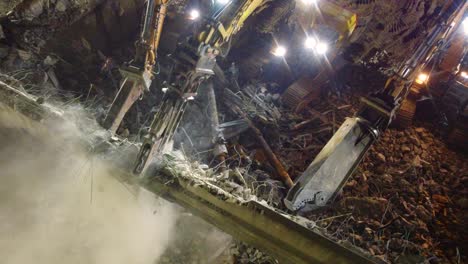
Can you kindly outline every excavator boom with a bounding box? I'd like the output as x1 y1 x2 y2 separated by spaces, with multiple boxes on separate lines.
103 0 169 134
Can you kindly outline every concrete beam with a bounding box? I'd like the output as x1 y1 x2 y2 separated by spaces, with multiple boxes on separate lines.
118 168 384 264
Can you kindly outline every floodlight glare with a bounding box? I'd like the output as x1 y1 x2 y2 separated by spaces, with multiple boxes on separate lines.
302 0 317 5
415 73 429 85
273 45 287 57
304 37 317 49
315 42 329 55
188 9 200 20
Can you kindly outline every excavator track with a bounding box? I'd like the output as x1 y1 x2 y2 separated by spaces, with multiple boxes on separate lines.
448 126 468 149
447 105 468 150
395 97 417 128
442 82 468 150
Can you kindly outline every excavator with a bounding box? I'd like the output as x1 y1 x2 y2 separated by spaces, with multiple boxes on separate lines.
394 16 468 147
285 3 468 212
95 0 468 263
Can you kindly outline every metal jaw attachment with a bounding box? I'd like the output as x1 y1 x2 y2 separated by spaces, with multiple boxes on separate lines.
284 117 380 212
120 64 153 92
285 91 398 212
196 45 218 75
102 64 153 134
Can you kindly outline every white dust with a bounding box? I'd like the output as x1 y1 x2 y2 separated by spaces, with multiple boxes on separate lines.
0 105 178 264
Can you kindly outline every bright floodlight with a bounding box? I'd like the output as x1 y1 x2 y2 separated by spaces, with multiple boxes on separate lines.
316 42 329 55
302 0 317 5
273 45 287 57
217 0 230 4
188 9 200 20
461 71 468 79
415 73 429 85
463 17 468 35
304 37 317 49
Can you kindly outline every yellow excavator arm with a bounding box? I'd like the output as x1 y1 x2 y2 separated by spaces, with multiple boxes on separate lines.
135 0 170 73
103 0 270 135
132 0 274 174
201 0 269 47
102 0 169 134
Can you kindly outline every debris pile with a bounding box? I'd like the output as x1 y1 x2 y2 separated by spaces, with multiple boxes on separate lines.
231 242 279 264
219 81 467 263
277 94 360 176
307 124 467 263
148 148 381 264
3 0 104 49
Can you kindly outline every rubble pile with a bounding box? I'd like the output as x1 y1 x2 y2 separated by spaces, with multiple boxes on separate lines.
307 124 467 263
277 94 360 176
2 0 104 49
222 83 467 263
231 242 279 264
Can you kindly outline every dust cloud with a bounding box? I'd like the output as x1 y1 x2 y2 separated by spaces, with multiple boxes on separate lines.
0 106 179 264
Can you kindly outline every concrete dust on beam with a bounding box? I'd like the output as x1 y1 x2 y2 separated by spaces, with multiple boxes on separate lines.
111 151 384 264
